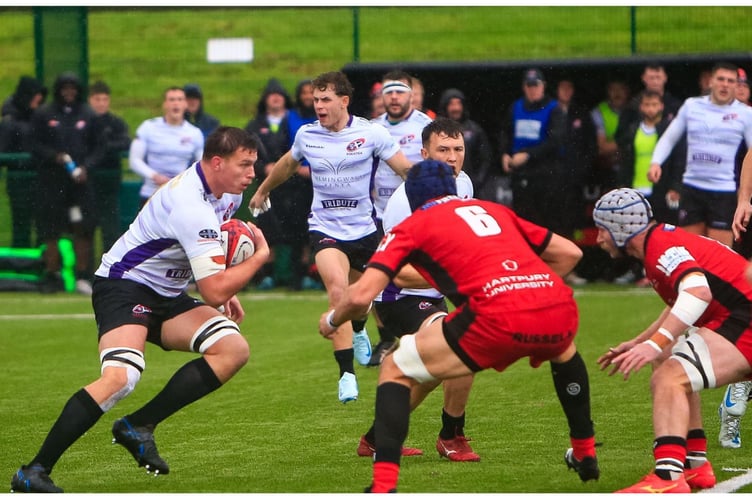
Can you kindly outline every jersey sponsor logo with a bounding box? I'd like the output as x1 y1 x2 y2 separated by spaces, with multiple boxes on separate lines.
378 187 395 197
199 229 219 239
346 137 366 152
304 143 325 149
166 268 193 279
502 259 519 271
514 119 543 140
321 199 358 209
692 152 722 164
399 134 416 145
511 331 571 344
418 301 433 310
723 113 739 121
222 202 236 221
180 136 194 145
317 236 337 245
656 246 693 276
482 273 554 297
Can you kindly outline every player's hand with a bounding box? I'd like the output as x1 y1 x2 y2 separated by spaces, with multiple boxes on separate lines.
647 163 662 183
245 221 270 262
501 154 513 173
222 295 245 323
153 173 170 185
732 203 752 242
597 340 636 374
248 191 271 217
665 190 680 210
319 310 338 339
610 342 660 380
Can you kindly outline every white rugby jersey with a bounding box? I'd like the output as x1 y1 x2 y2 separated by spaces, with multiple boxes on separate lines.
130 117 204 198
371 110 433 220
377 170 474 302
291 115 401 240
651 96 752 192
96 163 242 297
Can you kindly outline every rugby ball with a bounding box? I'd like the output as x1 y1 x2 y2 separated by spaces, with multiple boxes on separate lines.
220 219 255 266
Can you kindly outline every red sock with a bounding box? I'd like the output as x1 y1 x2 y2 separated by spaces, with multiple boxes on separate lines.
571 436 596 460
686 434 707 456
372 461 400 493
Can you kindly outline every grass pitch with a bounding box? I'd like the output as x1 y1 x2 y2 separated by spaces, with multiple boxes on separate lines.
1 285 749 493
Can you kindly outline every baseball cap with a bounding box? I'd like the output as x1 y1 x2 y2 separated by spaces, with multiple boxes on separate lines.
739 68 749 86
183 83 203 99
523 68 545 85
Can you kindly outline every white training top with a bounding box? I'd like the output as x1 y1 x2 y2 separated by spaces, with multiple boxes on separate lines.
371 109 433 220
651 96 752 192
377 170 474 302
96 163 242 297
290 115 401 240
129 117 205 198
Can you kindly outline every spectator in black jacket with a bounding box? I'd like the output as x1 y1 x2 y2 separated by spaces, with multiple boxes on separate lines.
438 87 494 201
183 83 220 139
30 72 103 294
88 80 131 254
0 75 47 248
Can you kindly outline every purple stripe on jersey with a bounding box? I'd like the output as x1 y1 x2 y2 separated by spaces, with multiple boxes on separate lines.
108 238 178 278
195 162 211 194
369 154 379 220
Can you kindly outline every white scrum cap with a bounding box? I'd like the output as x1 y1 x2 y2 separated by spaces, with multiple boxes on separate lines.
592 188 654 248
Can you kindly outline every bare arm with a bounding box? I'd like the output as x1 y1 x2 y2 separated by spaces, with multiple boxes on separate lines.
249 150 300 210
385 150 413 180
540 233 583 278
733 148 752 241
392 263 431 289
319 267 390 338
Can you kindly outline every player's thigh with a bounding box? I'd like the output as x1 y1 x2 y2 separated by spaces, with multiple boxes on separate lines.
99 324 149 352
410 319 473 380
160 305 238 352
700 329 752 387
315 247 351 299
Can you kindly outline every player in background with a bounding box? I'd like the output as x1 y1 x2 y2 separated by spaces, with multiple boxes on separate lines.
369 70 434 366
320 160 598 492
129 86 204 208
648 62 752 248
592 188 752 492
10 127 269 493
357 118 481 462
249 71 412 404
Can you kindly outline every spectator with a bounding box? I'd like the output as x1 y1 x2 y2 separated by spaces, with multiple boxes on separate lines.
286 79 319 290
29 72 101 295
555 78 597 286
648 62 752 248
616 63 684 231
183 83 220 139
437 87 494 202
129 86 204 207
590 79 630 193
736 68 750 106
613 90 681 286
499 68 565 231
249 71 412 404
244 78 306 290
411 77 436 119
87 80 131 255
698 68 713 96
369 81 385 119
0 75 47 248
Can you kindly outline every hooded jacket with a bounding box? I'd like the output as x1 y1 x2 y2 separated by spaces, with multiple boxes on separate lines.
245 78 293 169
183 83 220 139
0 76 47 162
29 72 102 173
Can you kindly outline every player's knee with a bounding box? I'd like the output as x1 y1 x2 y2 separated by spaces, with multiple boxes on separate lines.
192 316 248 368
218 333 250 369
99 347 145 412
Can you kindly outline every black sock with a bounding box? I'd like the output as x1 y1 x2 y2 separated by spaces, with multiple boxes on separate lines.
439 409 465 439
550 351 594 439
364 425 376 444
352 319 367 333
374 382 411 464
32 389 104 472
127 357 221 428
334 349 355 377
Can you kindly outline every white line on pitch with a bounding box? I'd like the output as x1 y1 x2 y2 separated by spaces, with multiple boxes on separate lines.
700 468 752 493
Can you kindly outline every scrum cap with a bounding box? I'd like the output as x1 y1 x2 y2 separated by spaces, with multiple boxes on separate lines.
405 160 457 212
593 188 653 248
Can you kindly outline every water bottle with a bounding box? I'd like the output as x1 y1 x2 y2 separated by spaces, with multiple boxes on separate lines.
62 154 83 181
